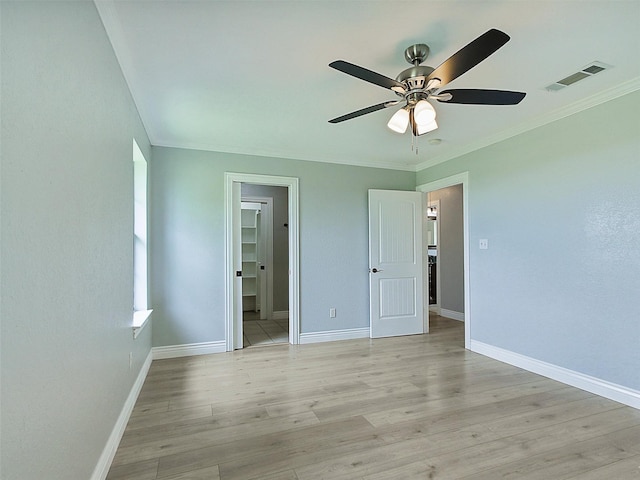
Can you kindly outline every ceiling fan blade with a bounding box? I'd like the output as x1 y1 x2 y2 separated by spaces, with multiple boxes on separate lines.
437 89 526 105
426 29 510 87
329 60 406 92
328 101 399 123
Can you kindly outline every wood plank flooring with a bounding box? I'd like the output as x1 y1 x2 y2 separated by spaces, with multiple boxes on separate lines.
107 316 640 479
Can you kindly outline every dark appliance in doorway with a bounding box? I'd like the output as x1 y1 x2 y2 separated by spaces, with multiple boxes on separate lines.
428 246 437 305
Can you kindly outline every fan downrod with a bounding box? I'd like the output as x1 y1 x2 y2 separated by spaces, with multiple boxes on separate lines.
404 44 430 65
396 44 435 87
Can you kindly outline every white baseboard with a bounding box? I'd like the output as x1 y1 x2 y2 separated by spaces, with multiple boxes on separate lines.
272 310 289 320
91 350 153 480
440 309 465 322
152 341 227 360
429 305 441 315
469 340 640 410
300 327 369 344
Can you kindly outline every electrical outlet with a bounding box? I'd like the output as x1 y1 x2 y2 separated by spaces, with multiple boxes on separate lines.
329 308 336 318
479 239 489 250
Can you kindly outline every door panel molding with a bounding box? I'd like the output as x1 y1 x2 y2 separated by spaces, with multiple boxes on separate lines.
369 189 424 338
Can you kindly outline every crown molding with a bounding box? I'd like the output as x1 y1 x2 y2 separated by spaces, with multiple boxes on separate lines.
156 75 640 174
415 76 640 172
151 139 419 172
96 0 639 175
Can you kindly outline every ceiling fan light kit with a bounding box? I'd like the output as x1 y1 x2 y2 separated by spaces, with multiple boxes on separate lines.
328 29 526 152
387 107 410 133
413 100 436 125
417 118 438 136
388 100 437 136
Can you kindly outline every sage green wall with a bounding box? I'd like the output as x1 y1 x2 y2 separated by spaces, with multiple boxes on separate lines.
149 147 415 346
4 7 636 480
1 2 152 479
417 90 640 391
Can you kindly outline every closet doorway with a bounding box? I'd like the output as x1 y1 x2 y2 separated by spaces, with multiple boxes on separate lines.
241 185 289 347
224 173 300 351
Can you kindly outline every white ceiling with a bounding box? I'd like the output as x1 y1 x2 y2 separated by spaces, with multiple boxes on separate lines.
96 1 640 171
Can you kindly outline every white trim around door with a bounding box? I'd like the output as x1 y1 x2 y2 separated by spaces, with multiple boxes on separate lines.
224 173 300 351
416 172 470 348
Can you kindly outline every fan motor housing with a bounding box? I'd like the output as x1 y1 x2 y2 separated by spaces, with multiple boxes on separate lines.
397 43 435 91
396 65 435 87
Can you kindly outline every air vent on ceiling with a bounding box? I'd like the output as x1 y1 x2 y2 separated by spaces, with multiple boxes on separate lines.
557 71 591 86
546 61 611 92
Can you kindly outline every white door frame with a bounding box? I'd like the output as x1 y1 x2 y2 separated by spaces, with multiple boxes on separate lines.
416 172 470 348
224 173 300 350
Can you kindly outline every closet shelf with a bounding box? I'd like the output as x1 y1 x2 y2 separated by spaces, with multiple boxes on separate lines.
241 204 260 312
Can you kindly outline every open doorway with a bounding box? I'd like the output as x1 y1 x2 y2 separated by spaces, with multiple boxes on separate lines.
224 173 300 351
426 185 464 320
426 199 440 313
241 185 289 347
417 172 470 347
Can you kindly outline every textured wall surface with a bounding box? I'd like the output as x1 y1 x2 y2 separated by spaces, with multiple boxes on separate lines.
149 147 416 346
1 3 152 479
417 90 640 391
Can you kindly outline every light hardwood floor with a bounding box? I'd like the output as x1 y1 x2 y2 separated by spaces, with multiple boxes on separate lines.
107 316 640 479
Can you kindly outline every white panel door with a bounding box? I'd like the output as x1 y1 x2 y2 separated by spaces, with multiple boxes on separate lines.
369 189 424 338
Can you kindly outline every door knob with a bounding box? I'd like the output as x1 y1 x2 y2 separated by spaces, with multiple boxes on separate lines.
370 268 383 273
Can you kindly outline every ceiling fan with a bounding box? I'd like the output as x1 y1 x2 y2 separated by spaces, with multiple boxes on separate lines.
328 29 526 137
